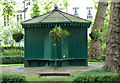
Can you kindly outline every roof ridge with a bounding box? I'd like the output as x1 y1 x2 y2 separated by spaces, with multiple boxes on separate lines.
58 10 72 22
39 10 55 23
59 10 91 23
21 11 52 24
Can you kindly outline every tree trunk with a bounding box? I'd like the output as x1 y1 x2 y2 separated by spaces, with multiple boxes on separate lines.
104 1 120 73
89 1 108 60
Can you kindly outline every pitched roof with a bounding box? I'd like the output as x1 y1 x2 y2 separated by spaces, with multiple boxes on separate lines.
21 7 91 24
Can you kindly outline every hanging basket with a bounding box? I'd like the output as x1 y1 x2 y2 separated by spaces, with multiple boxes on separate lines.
12 32 24 42
49 26 70 43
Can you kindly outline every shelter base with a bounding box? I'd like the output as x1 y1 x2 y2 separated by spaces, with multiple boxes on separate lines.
24 59 88 67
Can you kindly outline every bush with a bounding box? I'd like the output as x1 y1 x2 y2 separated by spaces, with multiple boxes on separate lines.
101 55 106 61
2 49 24 56
0 56 24 64
2 47 24 56
73 68 120 83
1 74 26 83
73 73 120 83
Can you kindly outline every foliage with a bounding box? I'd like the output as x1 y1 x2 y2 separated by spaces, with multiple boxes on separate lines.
89 28 101 41
102 3 110 55
49 26 69 43
28 0 70 16
1 0 16 21
73 68 120 83
12 32 24 42
2 49 24 56
0 56 24 64
30 2 41 18
1 74 26 83
101 43 106 55
101 55 106 61
41 0 53 13
1 22 24 46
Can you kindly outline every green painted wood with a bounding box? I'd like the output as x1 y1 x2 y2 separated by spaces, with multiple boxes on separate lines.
68 27 87 59
57 42 61 59
25 28 44 59
23 22 90 67
44 27 52 59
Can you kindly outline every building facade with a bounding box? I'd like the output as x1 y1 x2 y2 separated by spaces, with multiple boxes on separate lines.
0 0 96 27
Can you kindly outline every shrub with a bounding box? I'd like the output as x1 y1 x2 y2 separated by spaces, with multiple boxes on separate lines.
101 55 106 61
1 74 26 83
73 68 120 83
0 56 24 64
2 49 24 56
73 73 120 83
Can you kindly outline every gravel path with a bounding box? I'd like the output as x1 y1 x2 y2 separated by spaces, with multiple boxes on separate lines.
1 63 104 74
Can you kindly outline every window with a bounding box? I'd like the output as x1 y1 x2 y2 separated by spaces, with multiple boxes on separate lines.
86 7 93 19
73 7 79 16
4 15 9 26
17 10 23 22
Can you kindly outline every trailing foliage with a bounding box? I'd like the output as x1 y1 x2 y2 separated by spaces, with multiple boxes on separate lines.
0 56 24 64
89 28 101 41
12 32 24 42
73 68 120 83
0 74 26 83
49 26 69 43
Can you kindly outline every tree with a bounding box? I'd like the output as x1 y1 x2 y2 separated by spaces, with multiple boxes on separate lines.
104 1 120 73
30 2 41 18
1 0 16 25
30 0 70 17
88 0 108 60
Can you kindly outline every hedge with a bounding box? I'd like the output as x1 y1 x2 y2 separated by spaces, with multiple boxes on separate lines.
0 56 24 64
73 73 120 83
0 74 26 83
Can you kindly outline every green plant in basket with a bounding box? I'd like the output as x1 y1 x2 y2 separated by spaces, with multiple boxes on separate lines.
89 28 101 41
49 26 70 43
12 32 24 42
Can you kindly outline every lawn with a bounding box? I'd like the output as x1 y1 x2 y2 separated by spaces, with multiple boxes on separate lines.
1 61 106 81
0 64 24 67
2 68 112 81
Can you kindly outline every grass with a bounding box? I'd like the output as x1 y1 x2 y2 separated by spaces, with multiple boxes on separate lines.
88 61 105 64
0 64 24 67
2 68 113 81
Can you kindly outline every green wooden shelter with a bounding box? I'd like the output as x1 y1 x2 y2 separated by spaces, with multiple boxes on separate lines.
21 7 91 67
